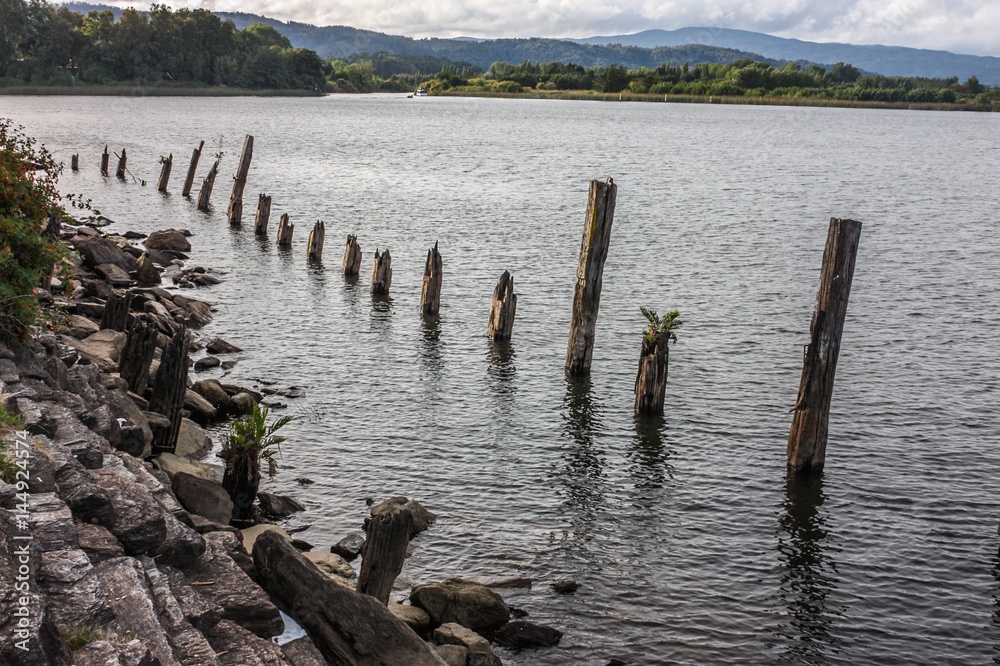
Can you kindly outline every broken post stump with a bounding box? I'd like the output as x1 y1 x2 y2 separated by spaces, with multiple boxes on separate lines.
566 178 617 375
115 148 127 180
357 501 414 605
119 314 158 396
253 193 272 236
634 334 670 415
71 154 79 171
100 145 109 176
420 241 442 317
488 270 517 341
343 234 362 277
196 159 220 211
182 140 204 197
371 249 392 296
99 289 132 332
227 134 254 225
156 154 172 193
276 214 294 247
307 221 325 262
787 217 862 475
148 326 190 456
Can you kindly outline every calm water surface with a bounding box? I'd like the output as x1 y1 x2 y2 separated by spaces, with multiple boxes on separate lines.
4 94 1000 664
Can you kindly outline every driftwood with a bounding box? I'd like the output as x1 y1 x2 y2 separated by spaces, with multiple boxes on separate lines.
370 249 392 296
357 501 413 605
307 221 325 262
115 148 127 180
566 178 617 375
182 140 204 197
343 234 362 277
100 145 109 176
276 214 294 247
787 217 862 474
148 326 190 456
252 532 444 666
156 154 172 193
99 289 132 332
420 241 442 317
119 315 158 396
487 270 517 341
196 159 220 211
71 154 78 171
634 334 670 414
253 194 271 236
226 134 254 225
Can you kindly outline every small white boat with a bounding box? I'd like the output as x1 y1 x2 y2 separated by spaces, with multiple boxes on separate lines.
414 88 428 97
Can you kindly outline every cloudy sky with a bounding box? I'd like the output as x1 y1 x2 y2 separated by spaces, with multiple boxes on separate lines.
151 0 1000 56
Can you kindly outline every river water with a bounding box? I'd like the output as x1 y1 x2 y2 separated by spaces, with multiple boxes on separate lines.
4 94 1000 664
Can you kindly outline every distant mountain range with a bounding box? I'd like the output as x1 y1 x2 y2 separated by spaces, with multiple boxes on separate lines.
60 4 1000 84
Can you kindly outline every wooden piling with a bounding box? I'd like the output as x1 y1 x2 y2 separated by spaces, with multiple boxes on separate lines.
119 314 158 396
182 140 204 197
307 221 325 262
156 154 172 193
71 154 79 171
371 248 392 296
148 326 190 456
99 289 132 332
343 234 362 277
420 241 442 317
634 336 670 415
100 146 109 176
253 194 271 236
787 217 862 475
276 214 294 247
195 159 220 211
487 270 517 341
357 501 413 605
226 134 254 225
566 178 617 375
115 148 127 180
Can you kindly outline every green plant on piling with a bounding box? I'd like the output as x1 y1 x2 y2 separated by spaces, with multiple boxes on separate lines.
218 402 292 522
640 307 683 344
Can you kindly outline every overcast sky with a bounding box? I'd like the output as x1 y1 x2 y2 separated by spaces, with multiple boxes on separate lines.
132 0 1000 56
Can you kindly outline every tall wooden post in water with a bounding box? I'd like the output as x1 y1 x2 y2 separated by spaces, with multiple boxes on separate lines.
343 234 362 276
70 154 79 171
182 141 204 197
787 217 862 474
115 148 127 180
420 241 442 317
488 270 517 341
254 194 272 236
227 135 254 225
100 146 109 176
566 178 617 375
371 249 392 296
307 221 325 261
276 214 293 247
157 154 172 192
196 159 220 211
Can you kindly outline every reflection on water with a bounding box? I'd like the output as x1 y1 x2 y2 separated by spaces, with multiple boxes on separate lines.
420 317 444 378
559 375 607 529
629 413 674 490
770 472 842 664
370 295 393 334
486 340 516 384
341 273 360 310
992 551 1000 664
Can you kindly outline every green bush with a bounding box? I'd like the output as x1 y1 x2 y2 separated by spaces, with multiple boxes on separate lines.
493 80 523 93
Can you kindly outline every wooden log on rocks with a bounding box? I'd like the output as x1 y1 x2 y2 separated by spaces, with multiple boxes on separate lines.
99 289 132 332
252 531 445 665
115 148 127 180
156 153 172 192
357 501 414 605
787 217 862 475
307 221 325 262
276 214 293 247
487 270 517 341
71 154 79 171
182 140 204 197
100 145 109 176
342 234 362 276
196 159 220 211
420 241 442 317
120 314 158 396
226 134 254 225
149 326 190 456
253 193 271 236
370 248 392 296
566 177 617 375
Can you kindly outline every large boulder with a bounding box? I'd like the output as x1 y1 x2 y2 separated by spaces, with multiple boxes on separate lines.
145 229 192 253
433 623 502 666
281 636 326 666
36 547 115 631
136 251 161 285
76 523 125 565
184 388 218 424
89 467 167 555
176 418 212 460
82 329 127 363
489 620 563 649
55 314 101 339
190 378 234 415
172 472 233 525
241 524 291 555
205 620 288 666
75 235 139 273
257 492 305 518
302 551 356 588
410 579 510 633
155 452 222 482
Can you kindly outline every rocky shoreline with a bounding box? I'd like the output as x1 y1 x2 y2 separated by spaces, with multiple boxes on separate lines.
0 218 570 665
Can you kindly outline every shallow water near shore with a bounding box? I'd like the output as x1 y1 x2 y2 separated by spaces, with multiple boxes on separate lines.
5 94 1000 664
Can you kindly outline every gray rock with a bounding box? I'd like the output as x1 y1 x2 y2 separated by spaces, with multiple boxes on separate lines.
162 565 223 632
0 358 18 384
231 391 256 414
184 388 219 424
145 229 192 253
75 235 139 273
205 620 290 666
36 547 114 630
13 345 50 380
478 575 532 589
194 355 221 371
550 578 580 594
82 329 127 364
206 529 256 580
28 492 79 551
173 472 233 525
176 418 212 460
303 551 356 588
95 262 134 287
389 600 431 632
172 294 213 328
411 578 511 633
257 492 305 518
43 439 116 525
433 643 468 666
330 533 365 562
139 557 221 665
241 524 291 555
89 467 167 555
433 623 502 666
76 522 125 564
281 636 326 666
206 338 242 354
39 402 106 469
154 452 222 482
59 333 118 372
106 388 152 455
72 639 160 666
191 378 233 414
136 251 161 285
55 314 101 339
490 620 563 649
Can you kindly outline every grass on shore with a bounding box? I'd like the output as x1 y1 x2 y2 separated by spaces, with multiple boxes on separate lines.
0 84 322 97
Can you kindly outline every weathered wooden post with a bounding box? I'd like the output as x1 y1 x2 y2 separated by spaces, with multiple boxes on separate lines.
634 309 682 415
306 221 325 261
343 234 362 277
196 159 220 211
156 154 172 193
226 135 254 225
357 501 413 605
276 214 294 247
253 194 271 236
181 140 204 197
70 154 79 171
787 217 862 475
566 178 617 375
371 248 392 296
420 241 442 317
99 289 132 332
100 146 109 176
487 270 517 341
115 148 127 180
119 314 158 396
148 326 190 456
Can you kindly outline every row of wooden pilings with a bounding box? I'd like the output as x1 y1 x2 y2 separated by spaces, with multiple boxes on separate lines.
74 139 861 477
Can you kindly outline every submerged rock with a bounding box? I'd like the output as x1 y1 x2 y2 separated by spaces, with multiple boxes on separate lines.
410 578 510 633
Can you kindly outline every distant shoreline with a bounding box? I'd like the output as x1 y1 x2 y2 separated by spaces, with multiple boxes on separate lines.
0 85 323 97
